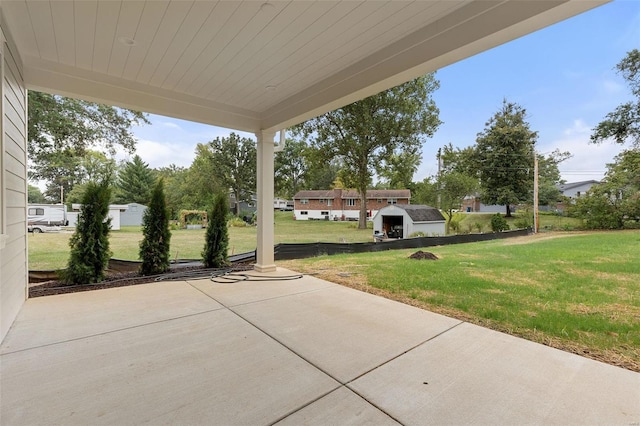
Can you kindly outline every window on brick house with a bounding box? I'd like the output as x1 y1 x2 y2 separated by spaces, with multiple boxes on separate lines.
300 199 309 204
327 199 332 206
319 199 325 204
347 199 356 206
377 199 383 203
388 198 397 204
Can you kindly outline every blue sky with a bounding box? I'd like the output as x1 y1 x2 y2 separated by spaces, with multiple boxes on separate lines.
128 1 640 184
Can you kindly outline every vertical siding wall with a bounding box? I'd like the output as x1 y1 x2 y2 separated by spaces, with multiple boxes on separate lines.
0 20 27 342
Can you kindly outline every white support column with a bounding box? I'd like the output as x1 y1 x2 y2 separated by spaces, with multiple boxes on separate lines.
255 130 277 272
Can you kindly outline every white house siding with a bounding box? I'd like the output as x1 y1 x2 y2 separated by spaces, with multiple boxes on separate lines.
1 21 27 342
294 209 375 221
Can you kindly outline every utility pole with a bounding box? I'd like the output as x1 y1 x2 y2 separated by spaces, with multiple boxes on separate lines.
533 153 539 234
437 148 442 209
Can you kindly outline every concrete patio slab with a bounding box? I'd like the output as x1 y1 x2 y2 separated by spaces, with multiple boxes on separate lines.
2 274 638 425
276 386 400 426
349 322 640 425
0 280 223 354
189 268 335 307
1 309 339 425
233 283 461 383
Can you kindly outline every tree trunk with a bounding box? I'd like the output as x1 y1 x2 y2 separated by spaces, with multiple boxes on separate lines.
358 191 368 229
505 204 512 217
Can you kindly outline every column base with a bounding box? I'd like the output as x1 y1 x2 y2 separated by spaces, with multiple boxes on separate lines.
254 263 277 273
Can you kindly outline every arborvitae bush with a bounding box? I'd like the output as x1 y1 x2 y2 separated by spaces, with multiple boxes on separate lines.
202 193 229 268
63 181 111 284
139 179 171 275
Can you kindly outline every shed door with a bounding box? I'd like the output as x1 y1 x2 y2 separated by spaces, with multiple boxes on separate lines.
382 215 403 238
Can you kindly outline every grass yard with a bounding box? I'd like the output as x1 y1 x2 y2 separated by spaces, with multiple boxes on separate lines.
29 211 373 270
279 230 640 372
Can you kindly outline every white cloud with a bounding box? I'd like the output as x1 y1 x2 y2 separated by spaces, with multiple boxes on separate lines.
541 120 625 182
161 121 181 130
116 138 200 169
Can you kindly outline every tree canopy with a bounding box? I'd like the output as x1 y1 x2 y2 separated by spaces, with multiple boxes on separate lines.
204 133 256 216
294 74 441 228
591 49 640 148
28 91 148 200
475 100 537 216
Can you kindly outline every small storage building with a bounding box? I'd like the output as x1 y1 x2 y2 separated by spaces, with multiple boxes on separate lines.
120 203 147 226
372 204 445 238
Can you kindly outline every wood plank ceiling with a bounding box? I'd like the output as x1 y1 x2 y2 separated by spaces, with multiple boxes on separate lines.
1 0 607 133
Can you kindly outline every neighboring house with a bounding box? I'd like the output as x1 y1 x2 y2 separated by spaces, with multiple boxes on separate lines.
120 203 147 226
69 204 129 231
373 204 446 238
461 195 513 213
557 180 600 199
293 189 410 221
229 193 257 214
274 198 293 211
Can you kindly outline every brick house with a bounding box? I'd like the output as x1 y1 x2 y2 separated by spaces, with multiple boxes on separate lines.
292 189 410 220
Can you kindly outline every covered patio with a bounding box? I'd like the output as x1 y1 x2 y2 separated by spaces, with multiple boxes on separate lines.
4 1 639 423
2 271 638 424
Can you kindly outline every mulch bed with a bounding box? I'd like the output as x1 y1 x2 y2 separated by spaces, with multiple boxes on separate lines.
29 263 254 298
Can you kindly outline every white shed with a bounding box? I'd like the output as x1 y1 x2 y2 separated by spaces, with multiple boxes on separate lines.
373 204 445 238
70 204 129 231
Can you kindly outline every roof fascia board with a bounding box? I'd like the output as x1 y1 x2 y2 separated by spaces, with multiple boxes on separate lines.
23 56 261 132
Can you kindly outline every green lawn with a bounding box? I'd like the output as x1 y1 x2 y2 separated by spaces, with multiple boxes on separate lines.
280 230 640 371
29 211 373 270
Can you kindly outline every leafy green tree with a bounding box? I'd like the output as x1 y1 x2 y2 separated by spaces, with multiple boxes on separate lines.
305 155 341 191
570 149 640 228
440 143 478 177
154 165 190 219
205 133 256 216
476 100 537 217
438 171 478 233
62 181 111 284
295 74 441 229
537 150 572 206
28 92 148 198
412 176 438 206
377 149 422 189
202 193 229 268
115 155 155 204
139 179 171 275
275 138 309 198
591 49 640 148
28 185 46 203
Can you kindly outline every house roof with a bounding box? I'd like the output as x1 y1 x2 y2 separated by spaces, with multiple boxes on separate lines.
293 189 410 200
386 204 445 222
1 1 606 133
557 180 600 191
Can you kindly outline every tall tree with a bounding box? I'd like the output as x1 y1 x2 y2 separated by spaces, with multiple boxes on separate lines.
205 133 256 216
377 149 422 189
115 155 155 204
537 150 572 206
28 91 148 197
475 100 537 217
139 179 171 275
438 171 478 233
295 74 441 229
275 138 309 198
28 185 46 203
591 49 640 148
42 150 115 202
154 165 189 219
